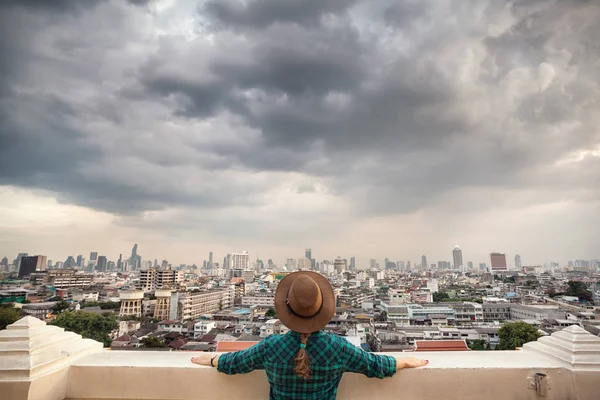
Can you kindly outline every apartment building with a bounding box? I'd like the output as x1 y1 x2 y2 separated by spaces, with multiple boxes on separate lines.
241 291 275 307
178 287 235 321
137 268 183 292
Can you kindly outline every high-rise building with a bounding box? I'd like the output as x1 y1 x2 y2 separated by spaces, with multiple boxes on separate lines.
349 256 356 270
334 257 347 274
117 254 123 271
47 259 52 269
96 256 108 272
286 258 297 269
479 263 487 271
225 251 250 270
208 251 213 268
369 259 377 270
14 253 28 271
305 249 315 269
0 257 7 267
137 268 183 291
76 255 83 267
467 261 474 270
64 256 76 268
452 245 463 269
129 244 138 271
18 255 47 278
490 253 508 271
421 255 428 269
515 254 522 269
90 252 98 261
297 258 311 270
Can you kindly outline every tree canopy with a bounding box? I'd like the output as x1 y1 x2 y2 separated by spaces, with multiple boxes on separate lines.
497 322 542 350
265 307 277 318
0 305 22 330
564 281 592 302
467 339 492 351
50 311 118 347
141 336 166 348
52 300 71 314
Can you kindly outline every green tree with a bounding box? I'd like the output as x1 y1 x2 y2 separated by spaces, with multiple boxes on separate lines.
497 322 542 350
376 310 388 322
265 307 277 318
52 300 71 314
564 281 593 302
433 292 449 302
50 311 118 347
141 336 166 348
0 305 22 330
467 339 490 351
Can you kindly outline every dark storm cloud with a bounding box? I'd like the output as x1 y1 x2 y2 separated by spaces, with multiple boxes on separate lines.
202 0 357 29
0 0 599 219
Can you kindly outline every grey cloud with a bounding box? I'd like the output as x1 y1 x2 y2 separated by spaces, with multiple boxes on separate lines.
201 0 357 29
0 0 599 224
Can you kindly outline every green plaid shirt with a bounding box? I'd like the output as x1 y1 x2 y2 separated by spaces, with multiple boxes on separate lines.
217 330 396 400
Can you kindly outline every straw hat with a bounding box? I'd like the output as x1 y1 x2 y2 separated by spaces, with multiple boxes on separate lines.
274 271 335 334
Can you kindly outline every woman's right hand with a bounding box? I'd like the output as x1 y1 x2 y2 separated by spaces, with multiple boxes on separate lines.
396 357 429 369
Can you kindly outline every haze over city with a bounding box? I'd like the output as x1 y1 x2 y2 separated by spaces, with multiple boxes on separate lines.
1 0 599 266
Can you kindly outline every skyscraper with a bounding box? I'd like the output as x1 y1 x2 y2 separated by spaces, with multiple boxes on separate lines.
490 253 508 271
117 254 123 271
225 251 251 270
305 249 315 269
76 255 83 267
515 254 522 269
369 259 377 270
421 255 428 269
64 256 76 268
333 257 347 274
96 256 108 272
452 245 463 269
90 252 98 261
349 256 356 270
14 253 28 271
18 255 47 278
208 251 213 268
129 244 138 271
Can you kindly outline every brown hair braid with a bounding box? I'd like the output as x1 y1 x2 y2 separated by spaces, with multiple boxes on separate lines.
294 332 311 379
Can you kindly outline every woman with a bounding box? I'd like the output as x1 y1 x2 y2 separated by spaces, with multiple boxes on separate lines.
192 271 428 399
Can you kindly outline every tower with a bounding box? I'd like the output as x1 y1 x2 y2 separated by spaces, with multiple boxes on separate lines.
453 245 463 269
119 290 144 317
515 254 522 269
129 244 138 271
154 289 172 321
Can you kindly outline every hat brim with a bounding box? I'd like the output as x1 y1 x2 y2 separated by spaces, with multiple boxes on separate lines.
274 271 335 334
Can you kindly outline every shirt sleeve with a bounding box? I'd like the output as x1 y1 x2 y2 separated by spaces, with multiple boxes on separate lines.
216 337 269 375
342 340 396 379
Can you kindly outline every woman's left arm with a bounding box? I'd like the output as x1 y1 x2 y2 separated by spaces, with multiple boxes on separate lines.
191 353 221 367
191 338 269 374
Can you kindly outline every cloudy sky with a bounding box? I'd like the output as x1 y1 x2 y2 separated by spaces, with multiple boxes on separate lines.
0 0 598 267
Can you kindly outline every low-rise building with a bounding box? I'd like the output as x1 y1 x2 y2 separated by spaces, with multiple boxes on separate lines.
241 291 275 307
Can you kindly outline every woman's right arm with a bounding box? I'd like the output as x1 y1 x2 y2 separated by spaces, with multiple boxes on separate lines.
343 339 428 378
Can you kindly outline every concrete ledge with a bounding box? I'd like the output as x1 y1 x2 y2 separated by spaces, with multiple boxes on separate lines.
65 350 577 400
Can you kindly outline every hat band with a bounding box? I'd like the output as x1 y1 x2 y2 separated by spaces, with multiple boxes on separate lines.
286 289 324 320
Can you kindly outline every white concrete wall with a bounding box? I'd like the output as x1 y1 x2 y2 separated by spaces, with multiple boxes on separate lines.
1 318 599 400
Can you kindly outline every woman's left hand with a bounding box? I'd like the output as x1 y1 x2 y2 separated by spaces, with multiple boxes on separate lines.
191 353 212 366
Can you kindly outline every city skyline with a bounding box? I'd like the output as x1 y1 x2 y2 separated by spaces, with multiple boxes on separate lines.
0 1 599 264
3 243 596 271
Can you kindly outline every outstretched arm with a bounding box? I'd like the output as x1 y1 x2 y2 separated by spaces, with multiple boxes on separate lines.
344 341 428 378
394 357 428 370
191 338 269 374
191 353 221 368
